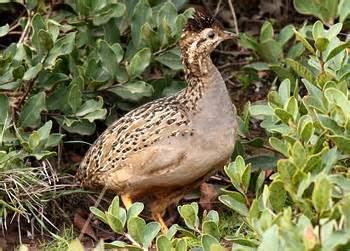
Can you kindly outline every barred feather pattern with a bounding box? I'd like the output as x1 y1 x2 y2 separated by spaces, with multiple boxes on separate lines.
77 94 194 185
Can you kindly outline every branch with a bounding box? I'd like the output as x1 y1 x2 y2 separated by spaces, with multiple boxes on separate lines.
228 0 239 35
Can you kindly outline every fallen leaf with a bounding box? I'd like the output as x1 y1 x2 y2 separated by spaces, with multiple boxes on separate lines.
199 183 218 211
74 211 97 241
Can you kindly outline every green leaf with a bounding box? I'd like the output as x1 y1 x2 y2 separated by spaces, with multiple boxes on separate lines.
278 79 291 105
178 204 199 230
106 212 124 234
141 23 160 50
92 3 126 26
292 141 307 168
224 156 246 193
324 88 350 114
259 225 281 250
45 134 63 148
312 176 331 213
246 155 279 170
127 48 152 77
338 0 350 22
318 114 344 135
0 94 9 124
143 222 160 249
67 78 82 113
155 48 183 70
269 180 287 212
37 30 54 57
275 108 293 124
298 115 314 143
104 241 127 249
45 32 76 66
312 21 324 41
293 0 338 23
12 65 25 79
28 131 41 151
67 239 85 251
277 24 294 45
127 202 144 220
326 41 350 62
131 0 152 48
156 235 172 251
249 105 274 117
257 40 283 63
269 137 288 156
57 118 96 136
37 120 52 141
329 135 350 154
90 207 107 224
286 58 314 82
23 64 43 81
285 96 298 121
175 239 187 251
315 37 329 52
83 109 107 123
260 21 274 43
0 24 9 37
201 234 220 251
19 92 46 128
294 29 315 55
239 33 258 51
127 216 146 244
75 97 104 117
219 194 248 216
206 210 219 225
202 221 220 240
109 81 154 102
241 164 251 192
98 40 124 78
108 196 120 218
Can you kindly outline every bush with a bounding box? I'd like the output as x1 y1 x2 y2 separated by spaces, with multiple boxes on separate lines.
1 0 350 250
0 0 191 232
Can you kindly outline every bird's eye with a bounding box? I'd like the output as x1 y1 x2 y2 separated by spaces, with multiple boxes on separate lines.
207 31 215 39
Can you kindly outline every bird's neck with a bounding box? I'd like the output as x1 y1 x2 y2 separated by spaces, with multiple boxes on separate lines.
177 53 215 111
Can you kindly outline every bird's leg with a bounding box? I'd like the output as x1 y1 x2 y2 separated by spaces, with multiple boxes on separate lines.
121 194 133 210
153 212 168 234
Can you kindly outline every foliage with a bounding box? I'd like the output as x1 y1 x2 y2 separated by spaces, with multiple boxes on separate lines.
241 21 350 250
1 0 350 250
0 0 191 232
78 10 350 251
293 0 350 24
88 196 226 251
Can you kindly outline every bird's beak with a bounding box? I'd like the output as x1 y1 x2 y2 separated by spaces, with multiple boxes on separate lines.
222 31 238 40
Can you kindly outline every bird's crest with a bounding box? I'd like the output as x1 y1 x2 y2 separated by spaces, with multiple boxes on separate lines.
185 10 215 33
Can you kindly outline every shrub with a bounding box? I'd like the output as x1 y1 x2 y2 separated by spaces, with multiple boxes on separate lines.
0 0 191 232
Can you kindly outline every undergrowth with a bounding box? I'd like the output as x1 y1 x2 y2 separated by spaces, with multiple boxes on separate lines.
1 0 350 250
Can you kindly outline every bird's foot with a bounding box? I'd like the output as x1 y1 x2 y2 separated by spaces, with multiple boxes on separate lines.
121 194 133 210
154 213 168 234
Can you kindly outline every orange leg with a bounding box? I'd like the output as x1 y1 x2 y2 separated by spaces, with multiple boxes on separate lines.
154 213 168 234
121 194 133 210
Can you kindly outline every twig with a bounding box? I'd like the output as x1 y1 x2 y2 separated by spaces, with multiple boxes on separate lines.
78 186 108 241
57 126 63 170
18 10 32 45
124 233 143 249
228 0 239 35
214 0 223 16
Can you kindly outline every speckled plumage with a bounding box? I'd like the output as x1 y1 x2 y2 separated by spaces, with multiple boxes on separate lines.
77 10 238 221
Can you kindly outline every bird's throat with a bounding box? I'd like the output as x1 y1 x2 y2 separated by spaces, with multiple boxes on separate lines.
177 55 213 112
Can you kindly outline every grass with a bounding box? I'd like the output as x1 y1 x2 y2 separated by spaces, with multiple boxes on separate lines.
39 226 76 251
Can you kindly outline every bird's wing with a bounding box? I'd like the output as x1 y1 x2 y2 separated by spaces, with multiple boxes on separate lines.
78 95 190 182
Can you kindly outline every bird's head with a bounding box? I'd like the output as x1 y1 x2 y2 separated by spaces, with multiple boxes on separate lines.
180 10 235 62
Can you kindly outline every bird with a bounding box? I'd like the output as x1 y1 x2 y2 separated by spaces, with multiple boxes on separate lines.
77 10 238 232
